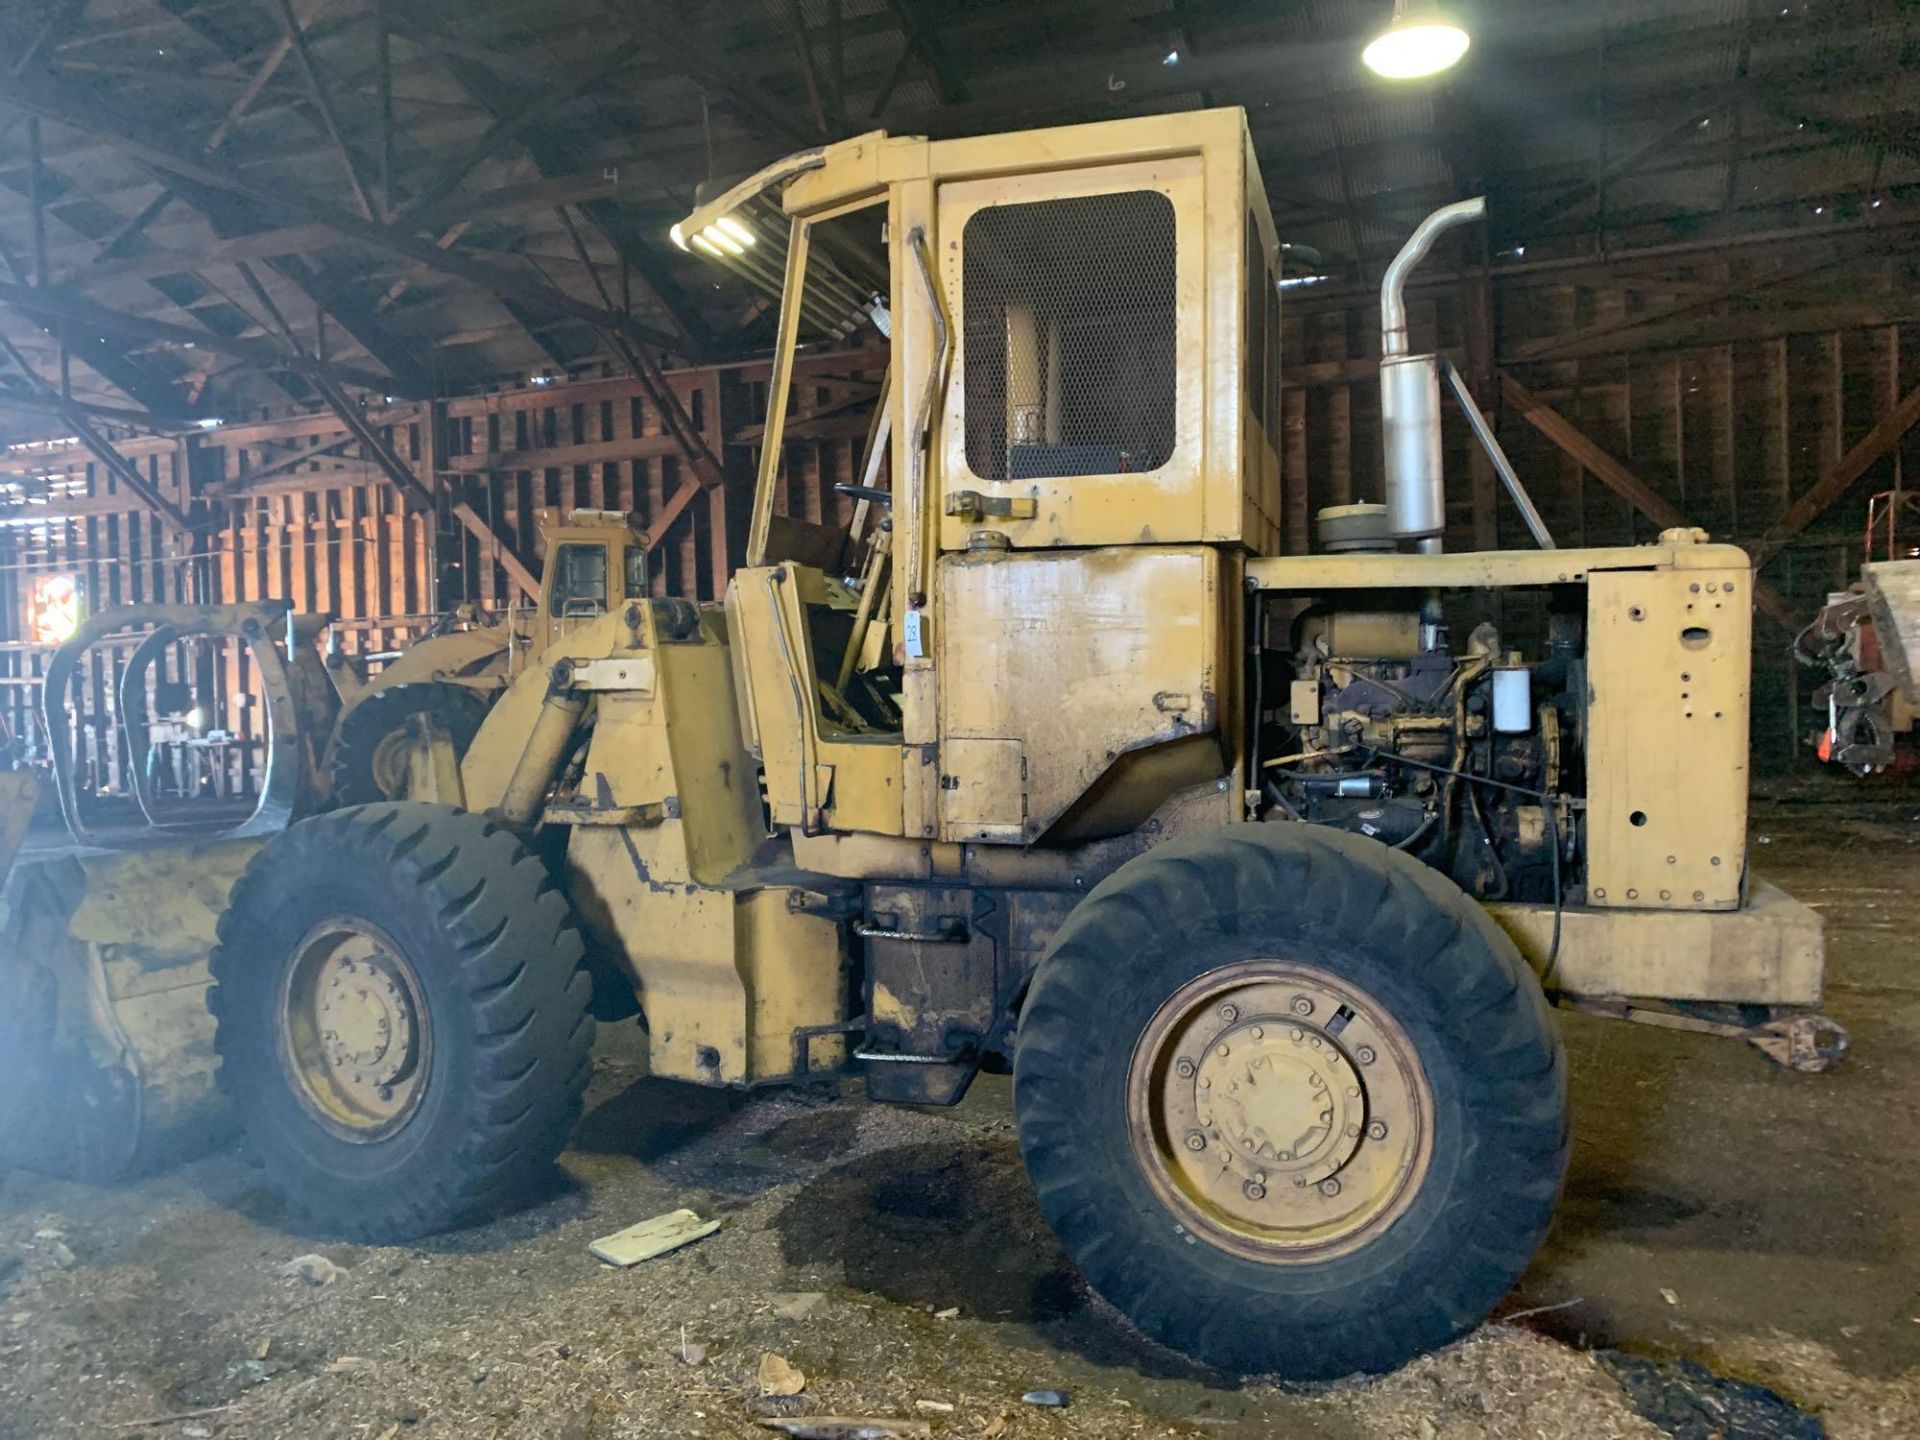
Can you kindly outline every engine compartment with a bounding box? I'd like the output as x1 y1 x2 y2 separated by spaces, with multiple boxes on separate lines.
1261 597 1585 906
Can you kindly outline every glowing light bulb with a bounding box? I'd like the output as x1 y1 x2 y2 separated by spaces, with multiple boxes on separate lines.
1363 2 1470 80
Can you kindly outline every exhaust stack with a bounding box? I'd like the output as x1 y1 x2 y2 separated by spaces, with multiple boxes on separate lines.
1379 197 1485 552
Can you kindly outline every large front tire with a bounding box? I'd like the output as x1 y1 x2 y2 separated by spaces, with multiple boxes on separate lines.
211 804 593 1240
1014 824 1567 1379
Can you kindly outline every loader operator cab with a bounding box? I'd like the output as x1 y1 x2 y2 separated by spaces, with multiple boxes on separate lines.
684 111 1281 843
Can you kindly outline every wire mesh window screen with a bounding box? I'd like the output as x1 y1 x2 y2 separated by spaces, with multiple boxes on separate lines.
962 190 1178 481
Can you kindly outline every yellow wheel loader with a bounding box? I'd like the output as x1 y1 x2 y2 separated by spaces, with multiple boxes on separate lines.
321 506 650 805
1 111 1847 1380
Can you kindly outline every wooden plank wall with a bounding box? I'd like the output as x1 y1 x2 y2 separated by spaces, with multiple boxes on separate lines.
0 348 885 785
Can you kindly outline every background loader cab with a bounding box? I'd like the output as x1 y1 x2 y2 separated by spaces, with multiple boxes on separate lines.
322 508 647 805
539 508 651 641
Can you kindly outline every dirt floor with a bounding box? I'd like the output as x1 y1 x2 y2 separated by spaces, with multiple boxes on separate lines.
3 789 1919 1439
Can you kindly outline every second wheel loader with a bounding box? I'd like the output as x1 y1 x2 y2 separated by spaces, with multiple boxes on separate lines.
1 110 1845 1380
322 506 649 805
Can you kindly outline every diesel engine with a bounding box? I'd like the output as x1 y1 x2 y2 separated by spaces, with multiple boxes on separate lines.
1264 603 1583 905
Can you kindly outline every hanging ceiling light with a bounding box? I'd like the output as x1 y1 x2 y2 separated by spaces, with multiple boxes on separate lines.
1362 0 1471 80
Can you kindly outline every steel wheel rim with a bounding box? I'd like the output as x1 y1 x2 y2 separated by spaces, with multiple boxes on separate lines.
367 729 413 800
278 917 431 1143
1126 959 1433 1264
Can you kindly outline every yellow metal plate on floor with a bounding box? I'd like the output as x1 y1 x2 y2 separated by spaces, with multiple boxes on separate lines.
588 1209 722 1267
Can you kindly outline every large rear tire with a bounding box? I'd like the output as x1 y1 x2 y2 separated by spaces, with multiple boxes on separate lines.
211 803 593 1240
1013 823 1566 1379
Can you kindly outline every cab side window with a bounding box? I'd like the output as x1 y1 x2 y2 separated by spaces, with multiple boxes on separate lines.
962 189 1178 481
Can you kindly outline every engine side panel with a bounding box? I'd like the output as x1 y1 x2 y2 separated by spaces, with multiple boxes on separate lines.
1585 565 1750 910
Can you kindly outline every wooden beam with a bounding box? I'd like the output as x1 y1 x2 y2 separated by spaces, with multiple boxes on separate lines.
644 475 702 548
0 278 410 396
0 77 685 356
1499 371 1798 628
881 0 967 102
1514 80 1744 235
589 0 819 148
551 208 726 490
270 0 375 220
0 388 167 427
27 117 49 288
785 0 832 136
88 12 307 275
7 0 85 79
394 38 645 224
374 0 393 219
442 432 692 474
1506 251 1856 363
204 433 357 497
1754 380 1920 565
451 498 540 600
266 254 433 396
572 203 711 356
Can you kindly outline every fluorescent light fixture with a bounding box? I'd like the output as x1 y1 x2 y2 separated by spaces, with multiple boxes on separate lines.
671 215 758 256
1362 0 1470 80
195 416 223 430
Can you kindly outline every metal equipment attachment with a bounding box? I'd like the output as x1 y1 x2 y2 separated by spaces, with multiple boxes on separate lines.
40 601 333 849
1568 998 1852 1075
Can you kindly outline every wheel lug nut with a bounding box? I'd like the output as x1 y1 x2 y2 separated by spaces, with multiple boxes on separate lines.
1366 1120 1388 1141
1185 1131 1208 1152
1243 1181 1267 1202
1218 1003 1239 1023
1356 1044 1377 1065
1290 995 1314 1016
378 1085 393 1101
1175 1057 1196 1079
1319 1178 1342 1198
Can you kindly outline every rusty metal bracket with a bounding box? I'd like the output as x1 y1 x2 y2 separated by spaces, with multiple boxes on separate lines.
1567 997 1850 1074
944 489 1036 522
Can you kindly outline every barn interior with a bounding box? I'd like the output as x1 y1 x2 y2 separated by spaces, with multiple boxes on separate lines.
1 2 1918 1437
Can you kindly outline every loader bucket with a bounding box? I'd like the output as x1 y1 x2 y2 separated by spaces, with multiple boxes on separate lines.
1 600 320 1184
0 770 32 885
0 837 260 1180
